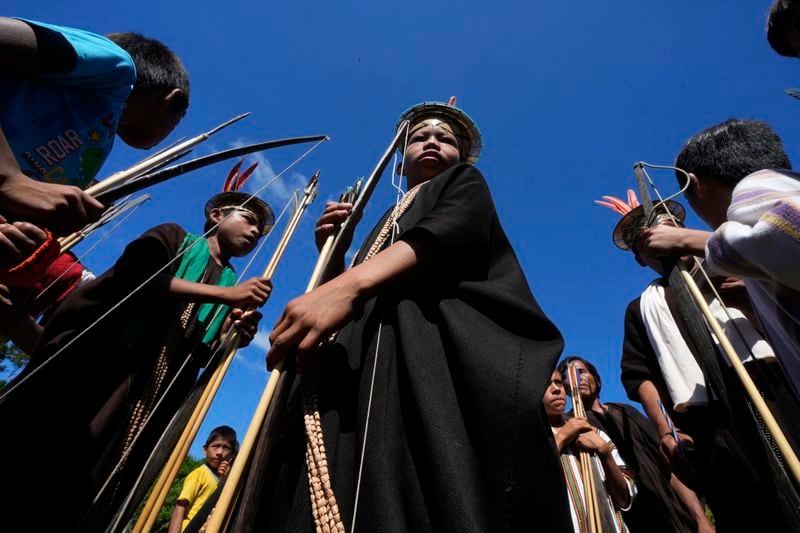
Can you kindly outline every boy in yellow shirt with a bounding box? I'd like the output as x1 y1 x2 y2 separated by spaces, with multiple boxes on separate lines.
169 425 238 532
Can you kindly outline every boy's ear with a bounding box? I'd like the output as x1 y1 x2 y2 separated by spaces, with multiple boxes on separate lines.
687 172 704 196
395 161 405 176
163 88 184 106
160 88 186 118
209 208 225 224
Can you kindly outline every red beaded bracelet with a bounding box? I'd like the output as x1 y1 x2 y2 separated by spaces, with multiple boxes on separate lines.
0 230 61 287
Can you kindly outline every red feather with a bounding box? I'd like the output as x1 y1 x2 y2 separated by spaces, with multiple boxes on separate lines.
234 162 259 191
224 159 244 192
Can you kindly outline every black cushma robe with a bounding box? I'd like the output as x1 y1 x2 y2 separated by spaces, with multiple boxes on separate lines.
256 164 573 532
585 403 696 533
0 224 223 531
620 294 800 532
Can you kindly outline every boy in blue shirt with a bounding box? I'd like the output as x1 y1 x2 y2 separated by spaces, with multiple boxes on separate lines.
0 17 190 236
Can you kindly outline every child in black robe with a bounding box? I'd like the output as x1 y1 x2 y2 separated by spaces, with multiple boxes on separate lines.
253 100 573 532
0 172 274 531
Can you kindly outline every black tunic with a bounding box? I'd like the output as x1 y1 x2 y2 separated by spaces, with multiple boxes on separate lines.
257 164 573 532
619 294 799 532
0 223 223 531
585 403 696 533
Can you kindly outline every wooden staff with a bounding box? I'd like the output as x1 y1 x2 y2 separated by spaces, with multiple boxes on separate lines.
566 364 602 533
132 172 320 533
206 122 409 533
677 264 800 482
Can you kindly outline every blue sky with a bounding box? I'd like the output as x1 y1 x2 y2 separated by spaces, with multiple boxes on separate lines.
6 1 798 457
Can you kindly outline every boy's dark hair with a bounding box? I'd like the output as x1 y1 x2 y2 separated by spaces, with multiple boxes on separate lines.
206 425 239 452
106 32 190 113
767 0 800 57
557 356 602 396
675 119 791 188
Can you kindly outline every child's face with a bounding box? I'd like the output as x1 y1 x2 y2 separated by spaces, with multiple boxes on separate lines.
117 89 185 149
543 370 567 417
203 437 234 472
213 208 262 257
402 121 462 185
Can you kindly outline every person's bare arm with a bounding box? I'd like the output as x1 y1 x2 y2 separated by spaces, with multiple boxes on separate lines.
268 236 426 370
637 380 694 469
0 19 104 234
636 225 710 265
0 17 76 73
671 474 716 533
167 501 188 533
168 277 272 308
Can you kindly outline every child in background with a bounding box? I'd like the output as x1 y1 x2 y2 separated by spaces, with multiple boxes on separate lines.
0 163 273 531
169 425 239 533
0 16 190 234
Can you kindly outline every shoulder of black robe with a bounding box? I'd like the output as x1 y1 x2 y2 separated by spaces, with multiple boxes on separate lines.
277 164 573 533
17 222 188 380
588 403 696 533
0 222 192 530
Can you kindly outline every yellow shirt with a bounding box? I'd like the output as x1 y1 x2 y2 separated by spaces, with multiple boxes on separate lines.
178 464 219 531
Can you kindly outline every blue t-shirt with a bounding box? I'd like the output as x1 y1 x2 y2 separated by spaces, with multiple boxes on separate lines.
0 19 136 188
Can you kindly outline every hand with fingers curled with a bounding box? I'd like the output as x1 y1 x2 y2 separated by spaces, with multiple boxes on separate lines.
315 201 352 251
0 215 49 269
222 307 263 347
554 417 595 452
221 277 273 308
660 429 697 472
218 459 232 481
0 172 105 236
314 200 362 253
267 278 362 372
634 224 710 269
0 215 62 287
575 430 612 457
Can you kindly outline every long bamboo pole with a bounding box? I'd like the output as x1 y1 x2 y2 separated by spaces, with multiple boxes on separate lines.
567 364 602 533
202 233 333 533
632 163 800 485
677 264 800 483
206 123 409 533
132 173 319 533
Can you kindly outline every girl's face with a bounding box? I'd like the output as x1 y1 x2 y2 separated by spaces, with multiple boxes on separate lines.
543 370 567 417
402 120 462 186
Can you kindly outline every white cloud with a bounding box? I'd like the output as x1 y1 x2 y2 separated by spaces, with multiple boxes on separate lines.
234 343 269 375
250 330 271 352
229 138 307 205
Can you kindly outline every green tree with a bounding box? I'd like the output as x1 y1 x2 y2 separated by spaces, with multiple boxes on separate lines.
0 341 28 389
129 454 204 532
